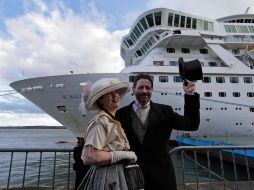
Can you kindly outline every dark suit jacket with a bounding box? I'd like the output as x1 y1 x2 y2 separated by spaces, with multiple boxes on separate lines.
116 94 200 190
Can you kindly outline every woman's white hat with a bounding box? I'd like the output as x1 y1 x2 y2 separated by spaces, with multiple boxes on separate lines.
79 78 129 114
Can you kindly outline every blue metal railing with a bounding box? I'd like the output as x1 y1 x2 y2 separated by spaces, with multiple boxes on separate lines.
169 146 254 190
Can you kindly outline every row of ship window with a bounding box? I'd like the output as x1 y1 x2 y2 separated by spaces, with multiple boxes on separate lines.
202 76 252 83
226 19 254 23
129 76 253 84
125 12 162 47
159 91 254 97
124 10 214 48
166 47 246 59
165 48 221 67
224 25 254 34
173 107 254 113
203 92 254 98
166 48 243 56
155 60 219 67
168 13 213 31
166 48 208 54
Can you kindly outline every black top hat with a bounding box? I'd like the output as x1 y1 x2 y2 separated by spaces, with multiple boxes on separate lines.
178 57 203 81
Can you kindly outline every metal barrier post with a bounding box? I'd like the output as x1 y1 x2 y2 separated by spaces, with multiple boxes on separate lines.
7 152 13 189
219 150 225 190
169 145 254 190
37 151 42 189
67 152 71 190
206 150 212 190
181 150 186 190
194 150 199 190
22 151 28 188
52 151 57 190
232 150 239 190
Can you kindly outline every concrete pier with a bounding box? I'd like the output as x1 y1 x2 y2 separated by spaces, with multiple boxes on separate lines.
177 181 254 190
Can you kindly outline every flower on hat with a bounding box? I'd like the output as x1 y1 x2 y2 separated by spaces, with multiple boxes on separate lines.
79 81 93 116
82 81 93 102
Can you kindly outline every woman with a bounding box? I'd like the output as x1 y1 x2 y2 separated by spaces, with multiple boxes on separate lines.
78 78 137 190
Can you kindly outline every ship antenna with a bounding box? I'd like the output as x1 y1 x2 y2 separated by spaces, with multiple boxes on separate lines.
245 7 250 14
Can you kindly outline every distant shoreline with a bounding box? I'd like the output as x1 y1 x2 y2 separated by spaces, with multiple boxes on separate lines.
0 126 66 129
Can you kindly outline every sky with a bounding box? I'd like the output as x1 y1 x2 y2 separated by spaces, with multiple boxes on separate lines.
0 0 254 126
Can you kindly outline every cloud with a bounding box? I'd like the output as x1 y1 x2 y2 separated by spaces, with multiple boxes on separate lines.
0 94 43 113
0 0 128 126
0 1 127 87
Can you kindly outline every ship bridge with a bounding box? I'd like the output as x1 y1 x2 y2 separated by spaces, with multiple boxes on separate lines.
120 8 216 67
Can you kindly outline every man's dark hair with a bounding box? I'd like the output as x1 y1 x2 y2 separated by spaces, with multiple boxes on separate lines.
133 73 153 89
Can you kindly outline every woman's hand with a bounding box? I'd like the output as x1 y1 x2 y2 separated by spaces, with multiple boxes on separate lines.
111 151 137 164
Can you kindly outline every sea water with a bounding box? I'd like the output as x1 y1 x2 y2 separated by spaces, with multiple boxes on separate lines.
0 127 76 149
0 127 76 189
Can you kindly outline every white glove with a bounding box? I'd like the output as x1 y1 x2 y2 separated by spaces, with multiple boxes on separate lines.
111 151 137 164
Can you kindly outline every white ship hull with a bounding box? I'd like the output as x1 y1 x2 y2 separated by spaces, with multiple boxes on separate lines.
10 70 254 139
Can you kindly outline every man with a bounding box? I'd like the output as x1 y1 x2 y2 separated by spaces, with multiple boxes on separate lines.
116 73 200 190
73 137 90 190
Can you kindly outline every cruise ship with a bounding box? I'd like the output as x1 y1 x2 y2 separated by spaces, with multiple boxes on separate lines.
10 8 254 139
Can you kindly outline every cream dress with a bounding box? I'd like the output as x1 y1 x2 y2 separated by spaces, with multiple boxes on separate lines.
78 110 130 190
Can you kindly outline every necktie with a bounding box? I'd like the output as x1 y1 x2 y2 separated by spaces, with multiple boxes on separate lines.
137 106 148 123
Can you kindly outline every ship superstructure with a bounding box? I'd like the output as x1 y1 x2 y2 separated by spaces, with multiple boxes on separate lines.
10 8 254 138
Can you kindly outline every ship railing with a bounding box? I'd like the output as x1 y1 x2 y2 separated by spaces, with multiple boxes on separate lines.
169 145 254 190
0 148 74 190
